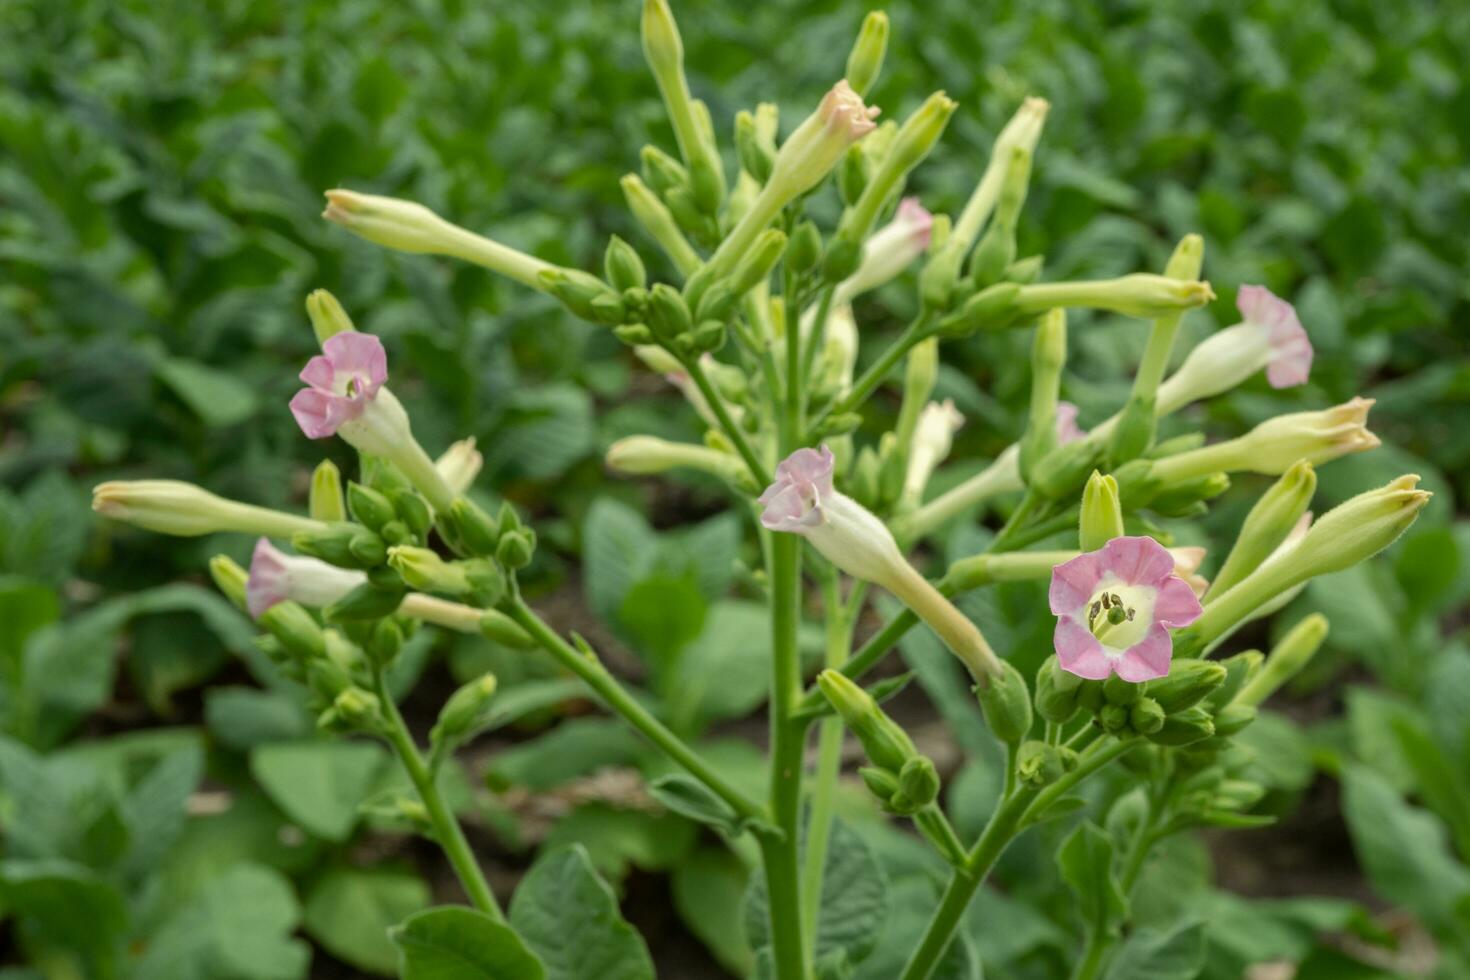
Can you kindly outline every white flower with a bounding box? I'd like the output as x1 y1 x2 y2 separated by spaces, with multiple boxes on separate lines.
246 538 367 619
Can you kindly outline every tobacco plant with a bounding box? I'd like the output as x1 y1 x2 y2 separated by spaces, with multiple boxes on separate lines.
90 4 1430 978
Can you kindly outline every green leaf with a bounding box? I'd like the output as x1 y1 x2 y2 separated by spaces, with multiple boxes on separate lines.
119 741 204 878
582 498 657 624
156 356 259 427
509 844 654 980
746 818 889 967
485 718 643 792
1341 764 1470 932
304 867 430 975
542 803 698 882
392 906 546 980
0 859 127 965
1057 821 1127 932
672 846 754 976
250 739 390 842
0 577 58 676
670 600 773 731
1393 527 1459 617
1236 710 1314 792
618 573 707 685
1102 920 1206 980
205 686 312 751
134 862 311 980
647 773 742 835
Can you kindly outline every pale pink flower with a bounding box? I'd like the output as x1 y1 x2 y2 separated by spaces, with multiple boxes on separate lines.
1049 535 1204 681
835 197 935 305
1055 401 1085 445
1237 285 1313 389
246 537 367 618
818 79 882 141
289 333 388 439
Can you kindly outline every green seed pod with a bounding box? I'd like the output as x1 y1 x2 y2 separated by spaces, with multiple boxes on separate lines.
388 489 432 539
366 618 405 666
1098 702 1130 734
1211 703 1258 737
604 235 647 292
1145 659 1227 713
1034 655 1084 724
1146 705 1215 746
976 660 1032 744
898 756 941 809
496 529 536 570
1129 697 1166 735
647 283 693 341
347 482 399 531
787 221 822 274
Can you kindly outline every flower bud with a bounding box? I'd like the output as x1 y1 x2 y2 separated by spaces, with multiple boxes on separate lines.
844 11 888 96
729 229 788 297
1019 308 1067 478
1151 399 1377 483
1208 462 1316 598
1208 650 1263 708
324 686 383 732
1016 740 1078 787
817 669 919 772
604 236 647 293
258 600 327 661
1147 472 1231 517
606 435 745 483
432 673 499 747
388 546 471 596
859 765 901 803
975 660 1032 744
897 756 941 810
953 97 1050 252
1014 274 1215 319
836 92 956 250
1146 705 1215 746
323 190 554 289
92 480 324 540
1145 660 1227 713
209 555 249 611
324 579 408 622
1211 704 1257 737
1078 471 1124 553
641 0 724 214
968 146 1029 289
347 482 396 533
734 110 775 183
1098 702 1131 734
833 197 934 304
901 399 963 507
919 239 965 313
306 289 355 346
1034 655 1084 723
893 337 939 453
1129 697 1166 734
496 529 536 570
647 283 694 341
306 461 346 523
292 522 387 570
1236 614 1328 708
935 281 1023 338
787 220 823 274
620 174 702 276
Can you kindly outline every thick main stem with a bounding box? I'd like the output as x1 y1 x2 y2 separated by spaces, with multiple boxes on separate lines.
801 569 854 942
765 531 810 978
505 597 765 823
375 673 502 920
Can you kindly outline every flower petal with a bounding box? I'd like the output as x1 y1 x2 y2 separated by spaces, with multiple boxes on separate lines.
1152 576 1204 628
1049 552 1103 616
246 537 291 619
758 483 816 531
1100 535 1175 587
299 353 337 391
1055 401 1085 445
1054 617 1112 679
774 445 835 494
290 388 363 439
1114 623 1173 682
323 332 389 396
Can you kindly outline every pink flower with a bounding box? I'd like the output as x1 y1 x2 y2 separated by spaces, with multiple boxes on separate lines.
289 333 388 439
758 446 836 532
246 538 367 618
835 197 935 305
1049 535 1204 681
1237 285 1312 389
1055 401 1085 445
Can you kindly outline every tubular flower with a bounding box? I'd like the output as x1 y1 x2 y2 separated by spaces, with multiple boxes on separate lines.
1168 546 1210 597
1238 285 1313 389
246 537 367 619
1049 536 1204 681
902 399 964 503
833 197 934 306
760 446 1001 681
289 332 390 440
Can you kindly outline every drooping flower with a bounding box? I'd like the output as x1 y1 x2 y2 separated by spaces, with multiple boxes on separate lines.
834 196 934 306
246 537 367 619
289 332 388 440
760 446 1002 682
1049 536 1204 681
902 399 963 504
1237 285 1313 389
1156 285 1312 414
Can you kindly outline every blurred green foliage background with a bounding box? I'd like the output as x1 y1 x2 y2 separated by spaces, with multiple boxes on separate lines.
1 0 1468 976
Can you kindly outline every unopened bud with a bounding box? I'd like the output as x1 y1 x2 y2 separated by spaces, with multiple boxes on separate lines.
897 756 941 810
1014 274 1214 319
1146 706 1215 746
1236 614 1328 708
844 11 888 96
1016 740 1078 787
209 555 249 611
433 672 499 746
604 236 647 292
1145 660 1227 713
310 461 347 523
1129 697 1166 734
348 482 396 533
1078 471 1124 552
1209 462 1317 597
817 669 919 772
305 289 355 346
1035 655 1084 723
976 660 1032 744
1211 703 1257 737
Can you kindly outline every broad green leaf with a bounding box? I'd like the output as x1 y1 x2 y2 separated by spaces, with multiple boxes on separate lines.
156 357 259 428
485 718 643 792
582 498 657 624
204 686 312 751
1103 920 1206 980
672 846 753 976
1235 710 1314 792
134 862 310 980
510 844 654 980
0 577 58 676
670 600 772 731
0 859 127 965
392 906 546 980
119 741 204 878
746 818 889 967
1057 821 1126 932
1341 765 1470 932
250 739 390 842
304 867 430 975
541 803 698 882
618 573 707 685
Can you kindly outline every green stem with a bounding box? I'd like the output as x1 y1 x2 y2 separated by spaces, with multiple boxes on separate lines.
1071 929 1111 980
505 597 765 823
765 531 810 979
799 286 836 397
808 312 932 438
389 438 458 515
783 270 806 445
683 355 771 485
801 567 853 943
375 672 502 920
